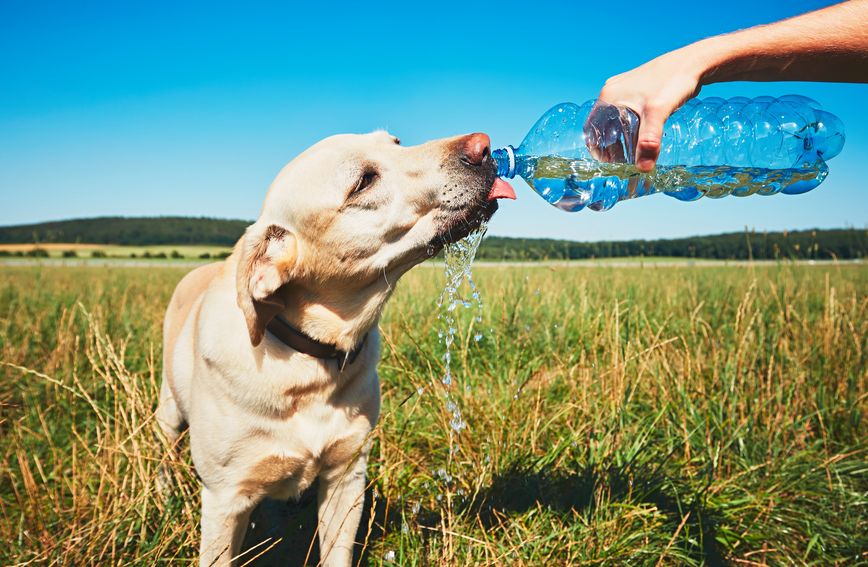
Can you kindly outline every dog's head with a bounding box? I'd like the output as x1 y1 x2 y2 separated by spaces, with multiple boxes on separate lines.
235 131 514 347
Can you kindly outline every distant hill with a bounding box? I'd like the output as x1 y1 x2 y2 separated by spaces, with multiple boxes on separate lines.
0 217 864 261
0 216 250 247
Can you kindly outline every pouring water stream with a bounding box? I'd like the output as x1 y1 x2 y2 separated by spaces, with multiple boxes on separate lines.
437 220 488 438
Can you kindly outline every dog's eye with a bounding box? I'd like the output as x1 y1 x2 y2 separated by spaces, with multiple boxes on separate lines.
350 170 378 197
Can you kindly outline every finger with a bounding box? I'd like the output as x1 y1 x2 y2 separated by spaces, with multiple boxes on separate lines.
635 104 668 172
583 102 607 161
584 101 628 163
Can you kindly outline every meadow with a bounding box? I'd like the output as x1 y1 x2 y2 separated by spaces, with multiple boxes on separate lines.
1 262 865 565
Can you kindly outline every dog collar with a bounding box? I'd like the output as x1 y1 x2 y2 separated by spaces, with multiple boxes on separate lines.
266 315 367 369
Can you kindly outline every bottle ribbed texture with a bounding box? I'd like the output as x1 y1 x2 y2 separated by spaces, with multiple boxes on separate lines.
493 96 845 212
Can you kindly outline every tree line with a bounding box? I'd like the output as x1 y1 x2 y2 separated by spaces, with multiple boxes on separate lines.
0 217 249 246
0 217 864 261
477 229 866 261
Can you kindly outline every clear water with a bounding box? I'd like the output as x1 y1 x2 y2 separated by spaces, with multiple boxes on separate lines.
523 155 828 212
436 221 487 437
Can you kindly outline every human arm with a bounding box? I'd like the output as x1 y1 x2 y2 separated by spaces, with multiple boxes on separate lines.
594 0 868 172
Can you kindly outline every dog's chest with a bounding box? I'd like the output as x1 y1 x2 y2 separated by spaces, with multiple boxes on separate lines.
238 451 319 501
236 401 370 501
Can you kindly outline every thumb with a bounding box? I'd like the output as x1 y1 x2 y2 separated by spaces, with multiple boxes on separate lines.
635 104 668 173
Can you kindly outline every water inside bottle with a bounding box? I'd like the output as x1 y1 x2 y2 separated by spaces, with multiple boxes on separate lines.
528 156 828 212
436 221 487 437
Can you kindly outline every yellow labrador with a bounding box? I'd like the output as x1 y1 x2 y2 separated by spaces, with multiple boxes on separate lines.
156 131 515 566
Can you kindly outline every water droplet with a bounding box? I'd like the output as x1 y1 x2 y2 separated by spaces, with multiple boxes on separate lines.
450 415 466 432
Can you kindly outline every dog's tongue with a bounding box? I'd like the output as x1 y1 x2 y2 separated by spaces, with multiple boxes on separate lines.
487 177 516 201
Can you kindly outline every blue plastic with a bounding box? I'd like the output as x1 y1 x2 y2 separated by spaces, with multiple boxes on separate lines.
492 96 845 212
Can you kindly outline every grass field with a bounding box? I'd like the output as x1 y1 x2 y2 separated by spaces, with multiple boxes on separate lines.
1 263 866 565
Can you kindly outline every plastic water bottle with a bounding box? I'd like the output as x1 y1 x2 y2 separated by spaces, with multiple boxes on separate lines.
492 96 845 212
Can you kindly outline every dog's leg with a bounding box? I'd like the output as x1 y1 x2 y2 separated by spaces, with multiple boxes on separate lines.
317 454 367 567
156 377 185 445
199 486 252 567
156 377 185 497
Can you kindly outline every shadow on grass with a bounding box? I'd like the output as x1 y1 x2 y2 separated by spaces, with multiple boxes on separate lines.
238 457 727 566
464 457 728 566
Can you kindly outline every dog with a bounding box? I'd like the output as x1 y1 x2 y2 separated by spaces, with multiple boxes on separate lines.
156 130 515 566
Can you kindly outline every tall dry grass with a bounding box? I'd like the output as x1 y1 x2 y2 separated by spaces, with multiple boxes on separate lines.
1 263 865 565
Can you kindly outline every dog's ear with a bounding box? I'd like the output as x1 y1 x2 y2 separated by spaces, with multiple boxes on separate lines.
236 223 298 346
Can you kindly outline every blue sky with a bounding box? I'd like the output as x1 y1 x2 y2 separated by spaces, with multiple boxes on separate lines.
1 0 865 241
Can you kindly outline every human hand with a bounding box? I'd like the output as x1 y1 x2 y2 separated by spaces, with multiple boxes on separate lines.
590 45 707 172
587 1 868 172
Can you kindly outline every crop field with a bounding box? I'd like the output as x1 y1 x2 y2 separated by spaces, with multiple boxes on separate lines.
1 263 865 565
0 243 232 259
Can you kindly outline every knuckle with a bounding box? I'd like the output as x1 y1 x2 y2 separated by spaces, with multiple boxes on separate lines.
644 98 666 114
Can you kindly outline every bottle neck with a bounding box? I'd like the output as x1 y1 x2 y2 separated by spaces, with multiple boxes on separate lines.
492 146 517 178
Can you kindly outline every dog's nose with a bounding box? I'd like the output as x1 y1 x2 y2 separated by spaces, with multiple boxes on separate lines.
461 133 491 166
